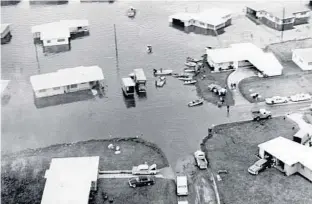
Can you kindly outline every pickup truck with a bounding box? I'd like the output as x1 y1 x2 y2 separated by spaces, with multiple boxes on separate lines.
194 150 208 169
132 163 158 175
252 109 272 121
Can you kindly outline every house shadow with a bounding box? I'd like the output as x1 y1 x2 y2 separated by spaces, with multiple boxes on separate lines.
70 32 90 40
29 0 68 5
122 93 136 109
43 44 71 54
1 0 21 6
169 24 225 36
34 90 94 109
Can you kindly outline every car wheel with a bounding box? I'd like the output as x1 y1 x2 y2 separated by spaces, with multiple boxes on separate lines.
256 117 260 121
132 184 136 188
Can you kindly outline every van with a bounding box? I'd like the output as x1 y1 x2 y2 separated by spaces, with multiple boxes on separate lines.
177 176 188 196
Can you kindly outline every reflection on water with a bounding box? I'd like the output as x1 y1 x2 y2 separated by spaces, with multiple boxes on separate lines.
34 90 95 109
122 93 136 109
43 44 71 54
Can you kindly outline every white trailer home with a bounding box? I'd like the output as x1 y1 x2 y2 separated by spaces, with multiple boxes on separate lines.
30 66 104 98
41 156 100 204
292 48 312 71
258 137 312 182
40 26 70 47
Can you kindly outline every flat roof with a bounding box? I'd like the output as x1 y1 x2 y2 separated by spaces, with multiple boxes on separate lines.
30 66 104 91
293 48 312 63
258 137 312 169
41 156 99 204
122 77 135 87
40 25 70 40
206 42 283 76
133 68 147 81
1 24 10 34
177 176 187 184
247 2 311 19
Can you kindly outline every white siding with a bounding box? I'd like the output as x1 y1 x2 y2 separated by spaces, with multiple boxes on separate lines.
43 38 69 47
66 82 90 93
284 163 300 176
35 86 65 98
298 165 312 182
292 52 312 70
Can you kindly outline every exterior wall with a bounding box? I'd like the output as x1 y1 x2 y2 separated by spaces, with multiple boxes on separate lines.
66 82 90 93
284 163 299 176
294 16 310 25
34 86 65 98
68 26 89 34
292 52 312 70
224 19 232 27
43 37 69 47
293 11 311 25
298 165 312 182
259 17 294 31
238 60 253 68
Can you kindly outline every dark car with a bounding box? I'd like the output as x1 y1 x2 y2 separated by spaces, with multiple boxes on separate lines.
128 176 155 188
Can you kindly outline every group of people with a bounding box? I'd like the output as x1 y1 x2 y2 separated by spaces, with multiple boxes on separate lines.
230 83 237 89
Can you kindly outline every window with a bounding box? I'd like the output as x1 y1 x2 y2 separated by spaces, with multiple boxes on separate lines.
57 38 66 42
70 84 78 88
199 22 205 26
47 40 51 43
39 89 46 93
77 26 82 29
53 87 60 90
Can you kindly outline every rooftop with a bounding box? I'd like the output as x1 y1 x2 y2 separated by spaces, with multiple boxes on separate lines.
122 77 135 87
30 66 104 91
134 68 147 81
258 136 312 169
40 25 70 40
247 2 311 19
41 156 100 204
293 48 312 63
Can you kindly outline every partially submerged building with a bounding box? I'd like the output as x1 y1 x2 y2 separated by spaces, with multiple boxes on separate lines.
258 137 312 182
206 43 283 76
1 24 12 44
246 3 311 30
169 8 232 35
292 48 312 71
30 66 104 98
41 156 100 204
40 25 70 47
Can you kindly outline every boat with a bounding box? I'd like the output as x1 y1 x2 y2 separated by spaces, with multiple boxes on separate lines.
153 68 172 76
127 7 136 18
184 80 197 85
188 98 204 107
155 76 166 87
178 76 193 81
184 68 196 73
185 62 197 67
147 45 152 53
133 68 147 93
121 77 135 96
186 57 201 63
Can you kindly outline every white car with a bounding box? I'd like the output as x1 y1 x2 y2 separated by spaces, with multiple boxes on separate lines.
265 96 288 105
290 93 312 102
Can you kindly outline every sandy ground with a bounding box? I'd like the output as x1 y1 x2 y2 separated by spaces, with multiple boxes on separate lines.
1 138 172 204
203 117 312 204
175 155 217 204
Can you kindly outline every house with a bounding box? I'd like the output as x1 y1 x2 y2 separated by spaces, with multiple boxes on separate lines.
258 137 312 182
169 8 232 34
41 156 100 204
246 3 311 31
1 24 12 44
292 48 312 70
30 65 104 98
40 25 70 47
59 20 89 35
206 42 283 76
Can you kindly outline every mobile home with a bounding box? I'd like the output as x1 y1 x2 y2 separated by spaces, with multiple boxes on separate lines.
122 77 135 96
133 68 147 93
30 66 104 98
40 26 70 47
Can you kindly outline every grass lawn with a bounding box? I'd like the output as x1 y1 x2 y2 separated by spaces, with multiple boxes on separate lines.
194 61 234 106
203 117 312 204
92 178 177 204
1 138 170 204
239 73 312 103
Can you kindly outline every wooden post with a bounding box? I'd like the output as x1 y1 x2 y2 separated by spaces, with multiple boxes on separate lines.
114 24 119 70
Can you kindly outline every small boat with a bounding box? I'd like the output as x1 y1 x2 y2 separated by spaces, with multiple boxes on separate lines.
184 68 196 73
127 7 136 18
155 76 166 87
185 62 197 67
147 45 152 53
188 98 204 107
153 68 172 76
184 80 197 85
178 77 193 81
186 57 201 63
172 73 190 78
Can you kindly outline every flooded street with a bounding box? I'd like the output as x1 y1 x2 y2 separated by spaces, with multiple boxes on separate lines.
1 1 308 165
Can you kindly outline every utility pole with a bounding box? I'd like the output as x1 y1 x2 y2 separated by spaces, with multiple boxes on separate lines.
113 24 119 70
34 42 41 74
280 7 285 42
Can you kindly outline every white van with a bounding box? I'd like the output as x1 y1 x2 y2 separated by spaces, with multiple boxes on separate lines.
177 176 188 196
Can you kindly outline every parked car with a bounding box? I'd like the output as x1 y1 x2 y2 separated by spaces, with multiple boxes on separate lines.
176 176 188 196
290 93 312 102
251 108 272 121
128 176 155 188
207 84 226 96
208 84 218 91
265 96 288 105
194 150 208 169
248 158 270 175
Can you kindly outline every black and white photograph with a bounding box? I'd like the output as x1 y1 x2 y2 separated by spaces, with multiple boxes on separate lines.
1 0 312 203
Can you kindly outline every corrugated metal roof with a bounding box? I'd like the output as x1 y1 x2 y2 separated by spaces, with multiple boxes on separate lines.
41 156 99 204
30 66 104 91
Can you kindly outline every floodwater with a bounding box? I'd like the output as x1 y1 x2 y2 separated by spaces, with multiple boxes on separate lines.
1 1 308 165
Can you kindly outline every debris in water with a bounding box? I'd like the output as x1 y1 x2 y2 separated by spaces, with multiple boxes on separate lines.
91 89 98 96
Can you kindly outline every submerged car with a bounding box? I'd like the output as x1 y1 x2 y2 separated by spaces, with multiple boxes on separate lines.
248 158 270 175
128 176 155 188
290 93 312 102
265 96 288 105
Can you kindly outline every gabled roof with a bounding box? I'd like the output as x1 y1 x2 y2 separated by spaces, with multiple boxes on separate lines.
41 156 100 204
30 66 104 91
258 136 312 169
